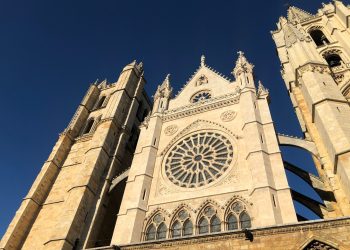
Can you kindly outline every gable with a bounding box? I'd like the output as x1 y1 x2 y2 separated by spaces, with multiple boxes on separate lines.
168 65 238 110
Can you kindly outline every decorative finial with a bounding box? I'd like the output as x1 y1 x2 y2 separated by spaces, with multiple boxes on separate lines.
201 55 205 66
237 51 244 57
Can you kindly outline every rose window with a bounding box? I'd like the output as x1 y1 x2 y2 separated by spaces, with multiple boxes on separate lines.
191 91 211 103
165 132 233 188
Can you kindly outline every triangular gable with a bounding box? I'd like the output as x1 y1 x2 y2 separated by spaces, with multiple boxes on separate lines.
287 6 314 23
168 57 238 110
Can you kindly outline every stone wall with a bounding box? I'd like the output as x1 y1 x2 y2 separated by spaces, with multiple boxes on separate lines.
88 217 350 250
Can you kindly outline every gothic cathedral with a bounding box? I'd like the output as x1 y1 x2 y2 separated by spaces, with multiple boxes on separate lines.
2 1 350 250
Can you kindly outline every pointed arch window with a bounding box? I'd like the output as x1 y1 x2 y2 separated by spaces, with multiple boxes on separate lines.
144 213 167 241
145 224 156 241
240 211 251 229
171 221 181 238
183 219 193 236
198 217 209 234
309 29 330 47
210 215 221 233
227 214 238 230
225 201 251 231
197 205 221 234
156 223 167 239
170 209 193 238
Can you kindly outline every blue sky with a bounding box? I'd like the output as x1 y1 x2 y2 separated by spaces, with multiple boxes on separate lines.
1 0 347 237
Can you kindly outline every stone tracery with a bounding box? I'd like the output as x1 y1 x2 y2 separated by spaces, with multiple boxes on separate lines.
165 132 233 188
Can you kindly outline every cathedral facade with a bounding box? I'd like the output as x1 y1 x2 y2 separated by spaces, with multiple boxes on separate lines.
2 1 350 250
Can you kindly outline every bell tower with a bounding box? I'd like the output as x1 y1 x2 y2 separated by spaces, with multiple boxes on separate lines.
0 61 152 250
272 1 350 218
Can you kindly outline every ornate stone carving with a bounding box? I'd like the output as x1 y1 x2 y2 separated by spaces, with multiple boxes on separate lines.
165 132 233 188
160 119 239 156
220 110 237 122
297 63 331 77
163 90 241 122
196 74 208 86
140 113 151 128
164 125 178 136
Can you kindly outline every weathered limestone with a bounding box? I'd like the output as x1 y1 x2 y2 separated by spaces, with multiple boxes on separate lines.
111 53 296 246
0 62 151 250
272 1 350 217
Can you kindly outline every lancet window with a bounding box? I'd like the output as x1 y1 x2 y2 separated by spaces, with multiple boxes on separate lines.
225 201 251 230
198 205 221 234
170 209 193 238
145 213 167 241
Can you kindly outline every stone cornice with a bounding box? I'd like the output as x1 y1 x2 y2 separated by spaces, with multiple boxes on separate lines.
162 91 240 122
295 63 331 86
116 217 350 250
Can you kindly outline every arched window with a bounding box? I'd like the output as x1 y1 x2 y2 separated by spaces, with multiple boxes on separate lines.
325 54 342 68
156 223 167 239
144 213 167 241
197 205 221 234
309 29 329 47
82 119 94 135
183 219 193 236
225 200 252 231
198 217 209 234
170 209 193 238
145 224 156 241
95 96 106 109
171 221 181 238
210 215 221 233
240 211 251 229
227 214 238 230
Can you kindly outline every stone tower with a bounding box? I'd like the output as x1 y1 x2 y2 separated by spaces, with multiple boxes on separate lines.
111 53 297 245
272 1 350 218
0 61 151 250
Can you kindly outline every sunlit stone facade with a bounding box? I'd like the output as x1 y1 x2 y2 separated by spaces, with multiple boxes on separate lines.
2 1 350 250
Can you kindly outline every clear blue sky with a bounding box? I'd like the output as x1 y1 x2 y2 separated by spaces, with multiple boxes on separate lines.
1 0 347 237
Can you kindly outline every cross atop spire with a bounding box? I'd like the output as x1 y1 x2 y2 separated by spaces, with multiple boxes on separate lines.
232 51 254 77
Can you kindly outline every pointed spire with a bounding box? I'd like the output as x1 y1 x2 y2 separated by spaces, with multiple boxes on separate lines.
232 51 254 77
162 74 170 87
92 79 99 85
257 80 270 101
154 74 173 100
98 79 107 89
201 55 206 67
287 6 314 23
137 61 144 72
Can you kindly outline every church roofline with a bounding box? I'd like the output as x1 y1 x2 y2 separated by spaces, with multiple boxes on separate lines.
173 55 233 99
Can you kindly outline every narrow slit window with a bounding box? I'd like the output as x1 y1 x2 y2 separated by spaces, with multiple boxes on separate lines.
272 194 276 207
142 189 146 200
153 138 157 146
